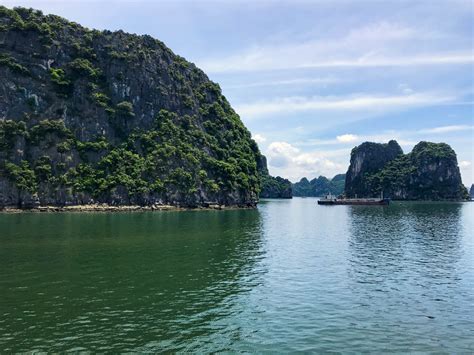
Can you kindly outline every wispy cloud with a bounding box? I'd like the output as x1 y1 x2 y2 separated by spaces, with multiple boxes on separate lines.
198 21 473 73
419 125 474 134
203 52 473 73
289 124 474 149
296 133 417 148
235 92 456 119
224 76 340 89
295 125 474 149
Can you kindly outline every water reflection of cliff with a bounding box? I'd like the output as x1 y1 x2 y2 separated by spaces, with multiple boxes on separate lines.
346 202 465 313
348 202 463 268
0 210 265 352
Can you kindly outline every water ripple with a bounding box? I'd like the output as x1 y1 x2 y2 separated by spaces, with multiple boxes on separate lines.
0 200 472 352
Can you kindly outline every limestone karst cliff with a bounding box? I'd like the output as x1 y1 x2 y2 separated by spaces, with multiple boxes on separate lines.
0 6 262 208
345 140 403 198
344 140 468 200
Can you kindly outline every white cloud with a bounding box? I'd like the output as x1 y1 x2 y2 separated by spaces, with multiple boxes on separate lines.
266 141 299 168
336 134 359 143
264 128 474 183
252 133 266 144
265 141 345 181
235 92 455 119
459 161 473 186
267 141 299 155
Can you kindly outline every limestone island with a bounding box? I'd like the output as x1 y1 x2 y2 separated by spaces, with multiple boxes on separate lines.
0 6 285 211
344 140 468 200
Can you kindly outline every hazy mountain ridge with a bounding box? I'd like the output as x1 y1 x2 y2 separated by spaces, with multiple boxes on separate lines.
293 174 345 197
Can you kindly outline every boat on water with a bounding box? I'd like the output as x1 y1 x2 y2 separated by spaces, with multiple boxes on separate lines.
317 193 390 206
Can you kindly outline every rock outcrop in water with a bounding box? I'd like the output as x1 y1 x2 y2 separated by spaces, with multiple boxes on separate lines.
0 6 262 208
345 140 468 200
345 140 403 198
257 155 292 198
293 174 345 197
470 184 474 200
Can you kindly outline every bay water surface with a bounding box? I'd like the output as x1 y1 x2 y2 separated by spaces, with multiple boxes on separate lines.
0 198 473 352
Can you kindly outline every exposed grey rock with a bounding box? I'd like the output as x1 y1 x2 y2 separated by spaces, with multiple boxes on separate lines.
345 140 468 200
0 6 261 208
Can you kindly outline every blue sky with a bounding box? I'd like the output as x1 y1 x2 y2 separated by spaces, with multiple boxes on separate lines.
4 0 473 185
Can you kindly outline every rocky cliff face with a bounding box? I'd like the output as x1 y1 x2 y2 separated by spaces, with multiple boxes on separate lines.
470 184 474 199
345 140 468 200
0 7 262 208
257 155 292 198
345 140 403 198
293 174 345 197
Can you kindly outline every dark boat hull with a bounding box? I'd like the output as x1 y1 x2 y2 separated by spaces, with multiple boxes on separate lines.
318 198 390 206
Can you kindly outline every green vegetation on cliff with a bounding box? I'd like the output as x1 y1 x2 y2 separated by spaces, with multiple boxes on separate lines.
345 140 468 200
0 6 261 207
345 140 403 198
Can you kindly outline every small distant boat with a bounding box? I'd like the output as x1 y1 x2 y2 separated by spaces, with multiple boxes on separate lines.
317 192 390 206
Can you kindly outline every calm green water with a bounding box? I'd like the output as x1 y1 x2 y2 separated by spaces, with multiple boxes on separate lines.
0 198 473 352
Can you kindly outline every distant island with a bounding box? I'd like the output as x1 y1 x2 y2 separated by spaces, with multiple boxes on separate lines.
293 174 345 197
345 140 468 200
292 140 468 201
0 6 284 209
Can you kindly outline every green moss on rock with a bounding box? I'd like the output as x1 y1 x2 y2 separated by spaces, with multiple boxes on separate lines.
345 140 468 200
0 6 262 208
